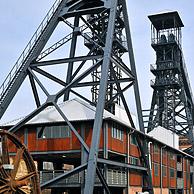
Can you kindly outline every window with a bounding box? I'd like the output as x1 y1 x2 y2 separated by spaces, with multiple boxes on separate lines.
162 166 167 177
111 123 124 141
170 152 175 160
170 168 175 178
154 163 159 176
130 134 138 145
162 149 167 157
37 125 71 139
130 157 139 165
154 144 159 153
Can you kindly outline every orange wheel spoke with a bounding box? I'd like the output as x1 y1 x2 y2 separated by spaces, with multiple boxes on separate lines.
1 135 10 165
16 171 36 182
0 165 9 179
0 176 8 184
0 185 9 193
11 148 24 178
17 188 27 194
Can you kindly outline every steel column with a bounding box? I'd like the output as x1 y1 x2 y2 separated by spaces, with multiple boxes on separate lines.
64 16 80 101
84 1 118 193
121 0 145 133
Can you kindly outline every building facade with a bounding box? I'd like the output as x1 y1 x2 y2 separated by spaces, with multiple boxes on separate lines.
2 99 194 194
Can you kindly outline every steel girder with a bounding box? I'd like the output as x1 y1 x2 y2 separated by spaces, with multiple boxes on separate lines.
0 0 153 193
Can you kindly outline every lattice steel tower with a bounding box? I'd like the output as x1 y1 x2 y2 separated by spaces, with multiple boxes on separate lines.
0 0 154 193
145 11 194 153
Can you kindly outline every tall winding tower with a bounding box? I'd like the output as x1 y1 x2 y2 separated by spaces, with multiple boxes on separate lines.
0 0 153 193
145 11 194 153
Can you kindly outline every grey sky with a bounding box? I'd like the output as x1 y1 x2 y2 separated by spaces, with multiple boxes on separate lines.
0 0 193 123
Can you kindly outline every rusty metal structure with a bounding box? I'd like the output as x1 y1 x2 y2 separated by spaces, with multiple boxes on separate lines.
0 130 41 193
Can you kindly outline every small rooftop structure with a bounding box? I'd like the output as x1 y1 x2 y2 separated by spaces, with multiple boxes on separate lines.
148 11 184 30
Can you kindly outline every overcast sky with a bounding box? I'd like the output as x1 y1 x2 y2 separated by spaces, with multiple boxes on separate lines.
0 0 193 123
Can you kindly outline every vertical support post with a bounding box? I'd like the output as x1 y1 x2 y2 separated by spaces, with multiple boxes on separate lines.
81 123 87 194
64 16 79 101
121 0 144 133
121 0 153 193
83 1 118 193
192 166 194 194
126 131 130 194
103 122 109 194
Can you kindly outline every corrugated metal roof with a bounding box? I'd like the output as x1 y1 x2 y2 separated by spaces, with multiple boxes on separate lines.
0 98 131 127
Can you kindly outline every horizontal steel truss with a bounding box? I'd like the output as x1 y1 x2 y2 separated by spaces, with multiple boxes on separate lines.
0 0 153 193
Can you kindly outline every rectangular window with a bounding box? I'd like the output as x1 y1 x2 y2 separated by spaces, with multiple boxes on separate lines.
170 152 175 160
37 125 71 139
111 123 124 141
170 168 175 178
130 134 138 145
154 163 159 176
154 144 159 153
130 157 139 165
162 165 167 177
162 149 167 157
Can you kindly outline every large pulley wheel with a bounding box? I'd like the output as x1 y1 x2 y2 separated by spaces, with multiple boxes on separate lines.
0 130 41 194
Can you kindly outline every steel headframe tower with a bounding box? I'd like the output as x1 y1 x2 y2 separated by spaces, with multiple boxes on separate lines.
0 0 153 193
145 11 194 153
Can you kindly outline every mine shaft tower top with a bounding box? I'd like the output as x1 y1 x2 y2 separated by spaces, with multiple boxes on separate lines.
145 11 194 154
149 11 184 48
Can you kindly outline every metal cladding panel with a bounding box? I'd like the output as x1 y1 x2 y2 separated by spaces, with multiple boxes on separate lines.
148 126 179 149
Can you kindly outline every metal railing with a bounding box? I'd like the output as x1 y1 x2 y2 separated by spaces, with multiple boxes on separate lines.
150 61 179 71
37 32 73 61
0 0 63 100
151 35 181 48
39 169 127 186
151 77 180 87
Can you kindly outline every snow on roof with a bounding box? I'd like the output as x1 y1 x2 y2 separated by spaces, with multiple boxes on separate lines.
0 98 131 127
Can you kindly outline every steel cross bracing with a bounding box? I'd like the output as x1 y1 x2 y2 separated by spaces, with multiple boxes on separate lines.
0 0 153 193
144 12 194 154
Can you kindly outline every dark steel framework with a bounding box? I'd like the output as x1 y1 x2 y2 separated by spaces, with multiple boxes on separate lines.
0 0 153 193
144 12 194 153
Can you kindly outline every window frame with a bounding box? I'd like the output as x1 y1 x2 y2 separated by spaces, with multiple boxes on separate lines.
130 134 138 146
154 163 159 176
111 122 124 141
170 168 175 178
37 125 71 139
